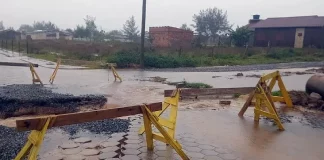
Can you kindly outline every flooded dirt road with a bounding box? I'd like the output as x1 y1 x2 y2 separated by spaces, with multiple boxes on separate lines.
1 52 324 160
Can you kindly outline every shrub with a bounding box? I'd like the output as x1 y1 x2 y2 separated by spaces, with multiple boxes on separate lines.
267 48 296 59
272 91 282 96
182 81 212 88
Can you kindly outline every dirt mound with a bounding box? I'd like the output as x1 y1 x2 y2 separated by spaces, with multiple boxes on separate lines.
289 91 324 111
306 67 324 73
0 84 107 118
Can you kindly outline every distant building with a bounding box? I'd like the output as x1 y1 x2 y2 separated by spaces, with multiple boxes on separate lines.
149 26 193 48
104 34 131 42
248 15 324 48
0 29 21 40
23 30 72 40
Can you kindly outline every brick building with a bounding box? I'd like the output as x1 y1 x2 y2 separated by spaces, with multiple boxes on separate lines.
149 26 193 48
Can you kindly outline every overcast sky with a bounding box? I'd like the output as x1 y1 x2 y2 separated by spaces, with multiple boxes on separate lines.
1 0 324 31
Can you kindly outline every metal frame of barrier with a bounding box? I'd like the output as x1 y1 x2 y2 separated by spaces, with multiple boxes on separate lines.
238 71 293 130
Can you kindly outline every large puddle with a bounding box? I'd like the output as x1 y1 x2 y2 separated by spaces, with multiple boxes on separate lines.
0 62 315 106
1 53 324 160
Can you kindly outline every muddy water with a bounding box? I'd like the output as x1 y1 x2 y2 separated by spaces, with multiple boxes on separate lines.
0 64 315 106
1 53 324 160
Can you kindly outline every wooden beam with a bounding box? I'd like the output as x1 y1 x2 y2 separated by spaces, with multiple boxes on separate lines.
0 62 38 67
164 87 255 97
16 102 162 131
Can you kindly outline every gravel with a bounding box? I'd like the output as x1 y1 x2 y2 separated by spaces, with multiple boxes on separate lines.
0 84 107 118
146 61 324 72
0 126 29 160
60 119 130 136
0 118 130 159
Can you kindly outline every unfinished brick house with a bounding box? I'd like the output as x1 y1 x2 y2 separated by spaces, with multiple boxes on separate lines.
149 26 193 48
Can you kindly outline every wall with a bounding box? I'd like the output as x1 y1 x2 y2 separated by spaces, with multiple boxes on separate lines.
149 27 193 48
30 32 47 40
254 28 296 47
304 27 324 48
254 27 324 48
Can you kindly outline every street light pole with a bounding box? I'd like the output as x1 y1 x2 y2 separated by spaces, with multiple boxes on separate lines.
140 0 146 69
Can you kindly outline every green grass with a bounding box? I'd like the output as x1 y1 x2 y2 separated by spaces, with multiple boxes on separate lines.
28 53 58 62
233 93 241 98
182 81 212 89
106 48 324 68
27 48 324 69
272 91 282 96
28 53 104 69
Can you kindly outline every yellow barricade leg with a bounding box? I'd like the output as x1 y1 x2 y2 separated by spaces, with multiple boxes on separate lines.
111 66 122 82
141 105 189 160
15 117 53 160
49 58 61 84
29 64 43 85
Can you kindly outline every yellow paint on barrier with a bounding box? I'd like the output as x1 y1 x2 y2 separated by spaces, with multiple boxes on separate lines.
239 71 292 130
141 104 189 160
139 89 180 140
14 117 54 160
29 63 43 85
108 63 122 82
49 58 61 84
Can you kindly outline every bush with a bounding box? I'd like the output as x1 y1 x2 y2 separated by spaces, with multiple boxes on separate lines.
182 81 212 88
272 91 282 96
108 51 140 68
107 51 197 68
267 48 296 59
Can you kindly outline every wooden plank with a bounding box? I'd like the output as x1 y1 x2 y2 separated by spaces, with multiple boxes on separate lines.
16 102 162 131
0 62 38 67
238 89 256 116
164 87 255 97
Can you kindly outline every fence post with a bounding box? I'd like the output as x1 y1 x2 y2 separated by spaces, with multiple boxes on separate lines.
11 39 13 53
18 41 20 55
26 40 29 54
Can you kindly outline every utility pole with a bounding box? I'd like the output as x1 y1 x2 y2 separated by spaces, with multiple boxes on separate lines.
140 0 146 69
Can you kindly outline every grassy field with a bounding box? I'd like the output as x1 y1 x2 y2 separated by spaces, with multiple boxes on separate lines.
27 47 324 69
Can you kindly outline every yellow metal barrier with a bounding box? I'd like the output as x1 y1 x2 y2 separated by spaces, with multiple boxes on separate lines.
49 58 61 84
141 104 189 160
108 63 122 82
14 117 54 160
238 71 292 130
139 89 180 141
29 63 43 85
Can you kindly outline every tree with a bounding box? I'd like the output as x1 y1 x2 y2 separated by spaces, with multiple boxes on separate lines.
84 15 97 41
93 29 105 42
192 7 231 44
0 21 4 30
106 30 123 41
229 26 252 47
123 16 140 42
18 24 34 32
65 28 74 34
180 23 192 31
33 21 58 31
74 25 88 38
